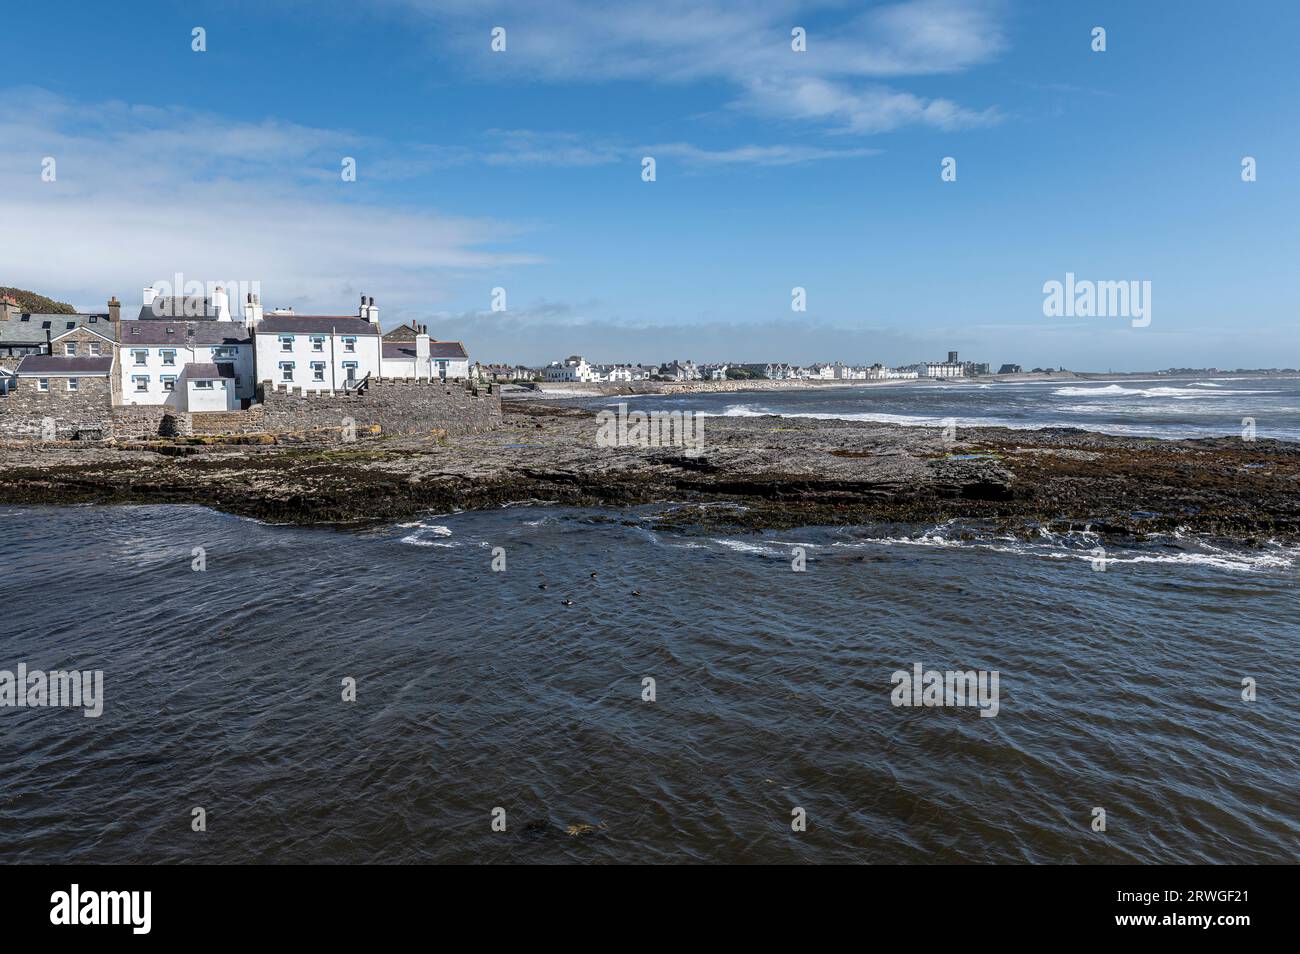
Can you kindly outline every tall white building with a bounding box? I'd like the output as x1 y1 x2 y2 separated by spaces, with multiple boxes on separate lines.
118 286 256 408
252 295 383 392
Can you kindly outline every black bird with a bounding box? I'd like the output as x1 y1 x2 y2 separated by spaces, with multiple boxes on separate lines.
538 583 548 590
631 590 642 597
562 599 574 606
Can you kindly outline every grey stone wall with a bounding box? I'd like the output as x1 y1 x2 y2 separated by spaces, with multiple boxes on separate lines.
252 378 501 439
0 374 114 440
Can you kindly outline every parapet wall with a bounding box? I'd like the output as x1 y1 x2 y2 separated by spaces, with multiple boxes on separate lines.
257 378 501 438
2 375 500 443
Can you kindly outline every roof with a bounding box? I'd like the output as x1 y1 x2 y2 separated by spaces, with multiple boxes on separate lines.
382 340 469 360
256 316 379 336
137 297 219 320
0 312 111 344
15 355 113 376
183 362 236 379
382 342 417 360
430 341 468 359
119 321 251 345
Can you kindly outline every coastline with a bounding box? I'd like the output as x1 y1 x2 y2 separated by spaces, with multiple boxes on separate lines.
511 369 1292 399
2 399 1296 541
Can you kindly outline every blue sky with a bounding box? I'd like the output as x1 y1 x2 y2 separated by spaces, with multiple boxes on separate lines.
2 0 1297 368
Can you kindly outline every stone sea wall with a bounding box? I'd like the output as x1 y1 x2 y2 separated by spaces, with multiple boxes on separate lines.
0 376 501 442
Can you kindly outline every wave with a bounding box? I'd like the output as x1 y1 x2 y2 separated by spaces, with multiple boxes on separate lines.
828 527 1297 573
1053 384 1274 399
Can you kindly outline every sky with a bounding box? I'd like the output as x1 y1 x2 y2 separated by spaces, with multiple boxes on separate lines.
1 0 1297 369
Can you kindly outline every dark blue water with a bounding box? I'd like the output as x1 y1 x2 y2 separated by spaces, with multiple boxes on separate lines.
570 375 1300 441
1 503 1296 863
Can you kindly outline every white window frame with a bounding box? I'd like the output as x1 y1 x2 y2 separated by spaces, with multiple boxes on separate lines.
310 336 325 352
132 349 148 366
279 335 294 352
37 378 49 392
64 342 78 356
194 379 214 390
67 378 79 392
311 362 326 381
343 337 356 353
279 361 295 382
132 375 149 392
161 349 176 366
161 375 176 392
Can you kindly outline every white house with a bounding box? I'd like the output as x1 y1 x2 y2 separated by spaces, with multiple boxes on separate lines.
918 361 964 379
118 318 254 407
544 355 597 382
252 295 383 392
178 363 238 411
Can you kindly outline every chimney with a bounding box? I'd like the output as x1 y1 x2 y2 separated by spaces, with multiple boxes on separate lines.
245 292 263 327
416 325 430 376
213 285 231 322
108 296 121 322
45 328 52 354
0 295 18 321
366 296 379 327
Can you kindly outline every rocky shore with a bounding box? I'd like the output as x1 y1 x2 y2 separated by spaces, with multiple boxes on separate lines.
1 399 1297 541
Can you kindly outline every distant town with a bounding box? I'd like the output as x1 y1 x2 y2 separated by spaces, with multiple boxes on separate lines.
486 352 1009 384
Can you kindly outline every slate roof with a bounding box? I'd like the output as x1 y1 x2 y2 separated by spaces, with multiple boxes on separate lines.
184 362 236 379
256 316 379 336
382 340 469 360
430 341 468 359
119 321 251 345
137 297 219 320
15 355 113 375
0 312 110 344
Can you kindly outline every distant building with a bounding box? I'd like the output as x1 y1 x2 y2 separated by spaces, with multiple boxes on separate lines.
918 360 964 379
659 360 701 381
544 355 597 382
998 363 1022 374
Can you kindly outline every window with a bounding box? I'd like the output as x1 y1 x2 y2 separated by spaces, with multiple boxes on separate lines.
67 378 79 392
89 342 101 356
279 336 294 352
280 361 294 382
133 376 149 392
343 337 356 353
132 350 147 365
311 362 326 381
20 315 30 322
213 347 235 359
161 350 176 366
65 322 75 330
194 380 214 390
37 378 49 392
41 321 51 329
64 342 78 356
161 375 176 392
310 336 325 352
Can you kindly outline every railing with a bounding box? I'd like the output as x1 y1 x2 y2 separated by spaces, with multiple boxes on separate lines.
343 372 371 395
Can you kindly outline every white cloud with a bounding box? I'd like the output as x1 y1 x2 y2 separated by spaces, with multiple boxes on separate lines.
0 87 540 314
379 0 1006 133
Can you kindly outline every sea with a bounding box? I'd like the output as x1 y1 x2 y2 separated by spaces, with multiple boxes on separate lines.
1 375 1297 864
